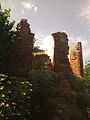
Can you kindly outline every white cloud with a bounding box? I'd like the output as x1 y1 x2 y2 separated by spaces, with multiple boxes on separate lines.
21 9 25 16
35 32 45 40
69 35 88 48
1 0 15 10
22 2 33 9
80 0 90 24
83 47 90 59
34 33 54 61
22 1 38 13
1 0 38 15
42 35 54 61
34 31 45 46
34 31 46 49
34 6 37 13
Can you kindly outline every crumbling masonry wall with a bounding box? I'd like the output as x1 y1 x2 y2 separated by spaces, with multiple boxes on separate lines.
10 19 34 78
47 32 85 120
32 52 52 70
52 32 72 77
70 42 83 77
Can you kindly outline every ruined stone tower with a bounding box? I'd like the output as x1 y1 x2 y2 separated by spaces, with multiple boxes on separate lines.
11 19 34 78
47 32 85 120
52 32 72 77
70 42 83 77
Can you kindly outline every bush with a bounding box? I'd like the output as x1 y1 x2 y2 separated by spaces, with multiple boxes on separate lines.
0 74 32 120
28 70 59 120
0 9 16 75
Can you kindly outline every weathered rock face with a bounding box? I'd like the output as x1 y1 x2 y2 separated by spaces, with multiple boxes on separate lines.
52 32 72 78
11 19 34 78
47 32 85 120
32 52 52 70
70 42 83 77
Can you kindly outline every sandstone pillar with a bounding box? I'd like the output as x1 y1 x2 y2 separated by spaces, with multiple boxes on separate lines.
70 42 83 77
52 32 72 77
48 33 85 120
11 19 34 78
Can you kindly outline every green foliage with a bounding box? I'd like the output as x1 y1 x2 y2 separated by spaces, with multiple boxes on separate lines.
83 61 90 119
71 76 86 92
78 91 90 107
0 74 32 120
33 46 45 53
70 113 86 120
71 75 90 119
84 61 90 80
72 76 90 106
84 61 90 93
0 9 16 74
28 70 59 120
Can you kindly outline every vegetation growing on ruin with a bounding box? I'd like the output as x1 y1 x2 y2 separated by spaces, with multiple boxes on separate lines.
84 61 90 93
28 70 59 120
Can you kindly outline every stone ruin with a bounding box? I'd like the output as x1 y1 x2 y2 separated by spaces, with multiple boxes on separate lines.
33 52 52 70
46 32 84 120
10 19 34 78
52 32 83 78
0 19 85 119
52 32 73 78
70 42 83 77
9 19 83 79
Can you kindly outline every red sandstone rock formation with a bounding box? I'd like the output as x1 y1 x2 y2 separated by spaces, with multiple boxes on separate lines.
70 42 83 77
11 19 34 78
47 32 85 120
52 32 72 78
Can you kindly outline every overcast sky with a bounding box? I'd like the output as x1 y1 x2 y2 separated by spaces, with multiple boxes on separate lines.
1 0 90 63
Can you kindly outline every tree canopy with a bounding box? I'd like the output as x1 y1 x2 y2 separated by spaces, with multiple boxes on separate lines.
0 9 16 75
0 74 32 120
84 61 90 81
84 61 90 93
28 70 59 120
